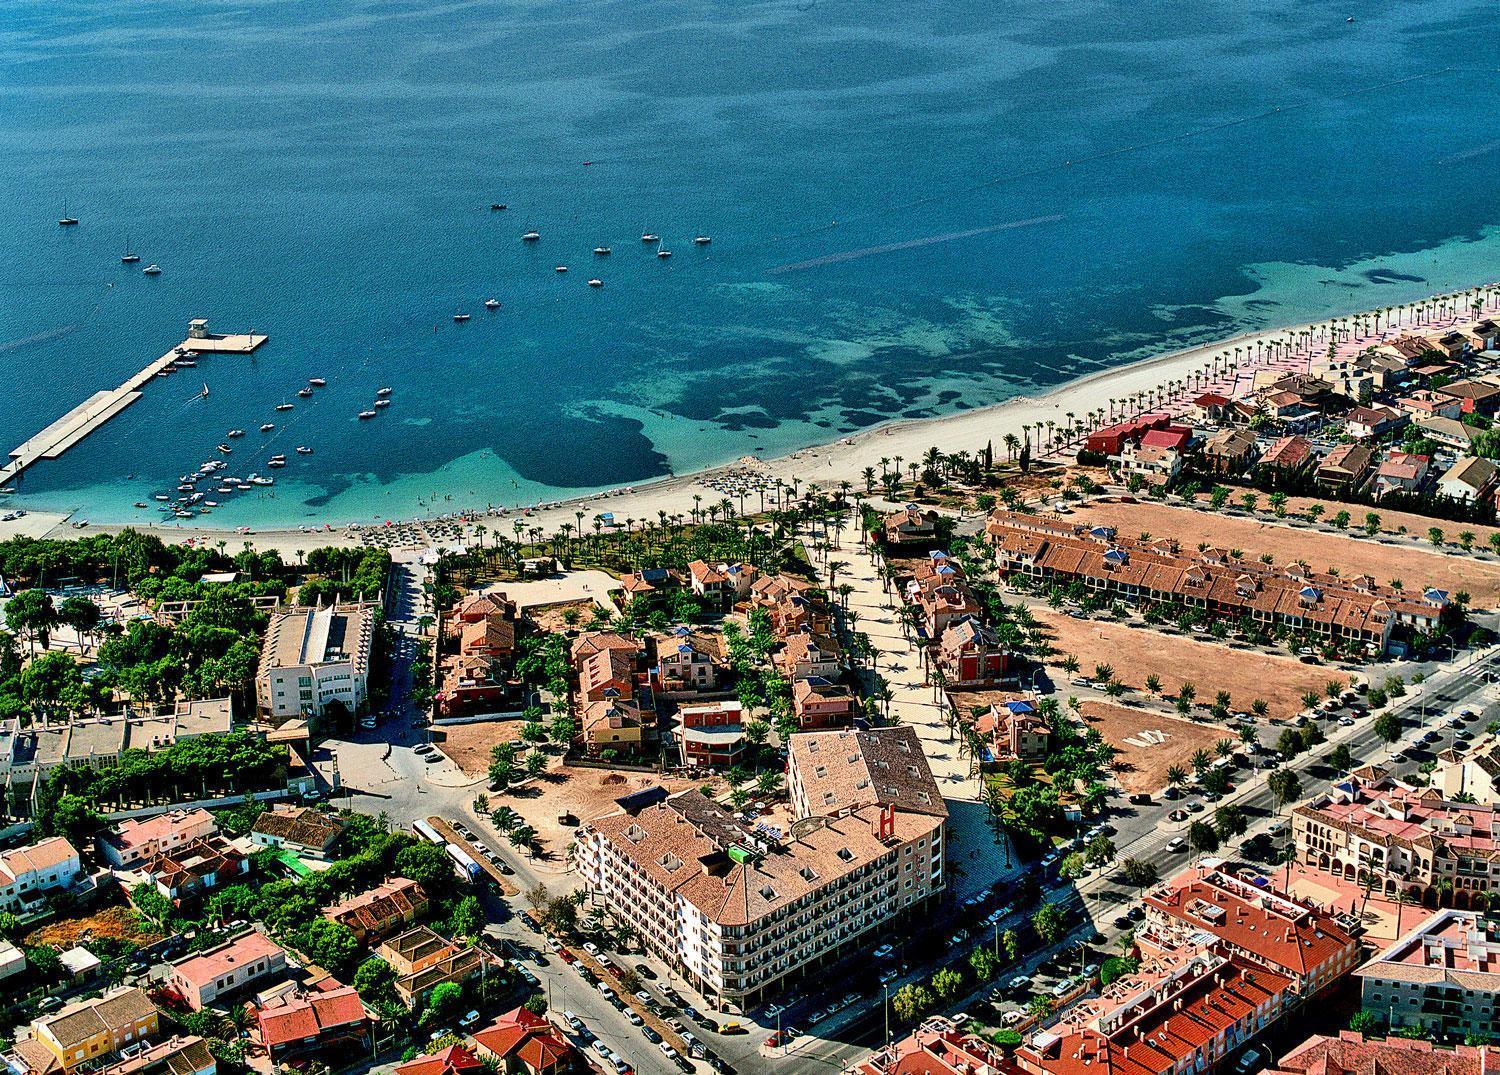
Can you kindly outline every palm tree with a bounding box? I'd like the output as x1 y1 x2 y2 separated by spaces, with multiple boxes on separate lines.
1166 765 1187 790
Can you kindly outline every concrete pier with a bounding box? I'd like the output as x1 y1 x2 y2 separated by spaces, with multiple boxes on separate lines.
0 322 267 488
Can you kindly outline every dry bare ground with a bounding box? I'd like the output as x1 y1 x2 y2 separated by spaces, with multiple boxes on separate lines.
1034 607 1337 721
441 719 528 777
24 904 163 950
1077 701 1228 794
1067 500 1500 607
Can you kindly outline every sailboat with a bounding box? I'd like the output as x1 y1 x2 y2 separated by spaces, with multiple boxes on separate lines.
199 383 210 399
58 206 79 227
121 235 140 263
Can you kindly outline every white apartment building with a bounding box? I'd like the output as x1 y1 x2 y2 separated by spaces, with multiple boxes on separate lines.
576 725 945 1011
96 809 218 870
256 603 376 719
1357 908 1499 1041
0 837 82 913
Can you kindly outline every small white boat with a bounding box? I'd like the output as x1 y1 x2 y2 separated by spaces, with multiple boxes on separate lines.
59 215 79 227
249 475 274 486
205 501 219 508
260 422 275 432
555 265 568 273
376 387 392 397
656 244 672 259
216 443 233 454
154 494 170 502
121 251 140 263
174 358 196 367
453 311 471 322
641 232 658 242
142 264 162 275
175 510 194 519
308 377 327 387
297 387 313 398
134 501 148 508
227 429 245 438
594 246 612 256
296 445 313 454
267 459 286 468
358 409 377 419
521 230 540 242
275 402 294 411
588 278 603 288
237 482 252 490
374 398 391 408
693 235 711 245
484 298 501 310
217 486 234 494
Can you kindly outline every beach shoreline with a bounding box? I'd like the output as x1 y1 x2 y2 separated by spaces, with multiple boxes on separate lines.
4 283 1494 559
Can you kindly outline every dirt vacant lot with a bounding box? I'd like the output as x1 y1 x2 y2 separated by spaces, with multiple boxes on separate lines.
1068 500 1500 607
1078 701 1227 794
494 767 708 858
1035 607 1338 720
25 904 162 950
440 719 529 777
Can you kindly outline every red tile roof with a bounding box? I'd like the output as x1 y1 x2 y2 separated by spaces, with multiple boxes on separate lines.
257 986 366 1048
471 1008 575 1072
1272 1032 1500 1075
395 1045 485 1075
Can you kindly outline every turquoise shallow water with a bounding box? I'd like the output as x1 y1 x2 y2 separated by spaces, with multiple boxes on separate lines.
2 0 1499 526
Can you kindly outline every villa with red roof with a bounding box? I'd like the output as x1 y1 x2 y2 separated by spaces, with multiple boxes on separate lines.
470 1007 577 1074
255 985 369 1065
1268 1032 1499 1075
395 1044 486 1075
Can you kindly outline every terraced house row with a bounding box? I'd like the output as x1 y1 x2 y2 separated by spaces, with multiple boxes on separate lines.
985 509 1448 653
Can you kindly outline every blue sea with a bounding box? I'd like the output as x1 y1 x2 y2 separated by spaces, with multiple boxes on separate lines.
3 0 1500 527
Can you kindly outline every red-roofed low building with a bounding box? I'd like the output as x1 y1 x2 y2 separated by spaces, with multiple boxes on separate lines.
395 1044 486 1075
1259 435 1314 474
169 932 287 1010
1191 393 1231 422
1084 413 1172 456
470 1008 577 1074
255 985 369 1065
1267 1032 1500 1075
856 1016 1004 1075
1140 867 1359 998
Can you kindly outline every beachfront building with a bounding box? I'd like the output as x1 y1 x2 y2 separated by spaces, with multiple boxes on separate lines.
1431 732 1500 803
1084 413 1173 456
576 725 946 1010
986 509 1445 655
879 505 940 546
1292 771 1500 908
1355 908 1499 1040
12 988 160 1075
169 932 288 1010
0 836 82 914
256 602 377 720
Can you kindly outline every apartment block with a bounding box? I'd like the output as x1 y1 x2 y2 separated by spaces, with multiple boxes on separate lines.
169 932 288 1010
576 725 945 1010
1356 908 1499 1040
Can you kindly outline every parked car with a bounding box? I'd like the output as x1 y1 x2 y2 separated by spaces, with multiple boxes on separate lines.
1165 837 1187 853
872 943 895 960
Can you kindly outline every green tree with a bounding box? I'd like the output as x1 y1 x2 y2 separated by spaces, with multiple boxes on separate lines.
1268 769 1303 813
931 967 965 1002
448 895 485 940
422 981 465 1028
1373 712 1403 748
1349 1010 1381 1034
891 983 935 1024
1329 743 1354 772
297 919 361 977
1032 903 1068 945
353 957 397 1005
1213 805 1247 840
131 886 176 930
1188 821 1220 854
1002 929 1020 963
395 841 453 889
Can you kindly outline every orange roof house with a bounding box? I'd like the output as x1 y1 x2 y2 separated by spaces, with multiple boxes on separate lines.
471 1008 577 1075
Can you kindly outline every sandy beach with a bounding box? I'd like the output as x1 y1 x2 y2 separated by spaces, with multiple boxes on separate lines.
4 283 1495 559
